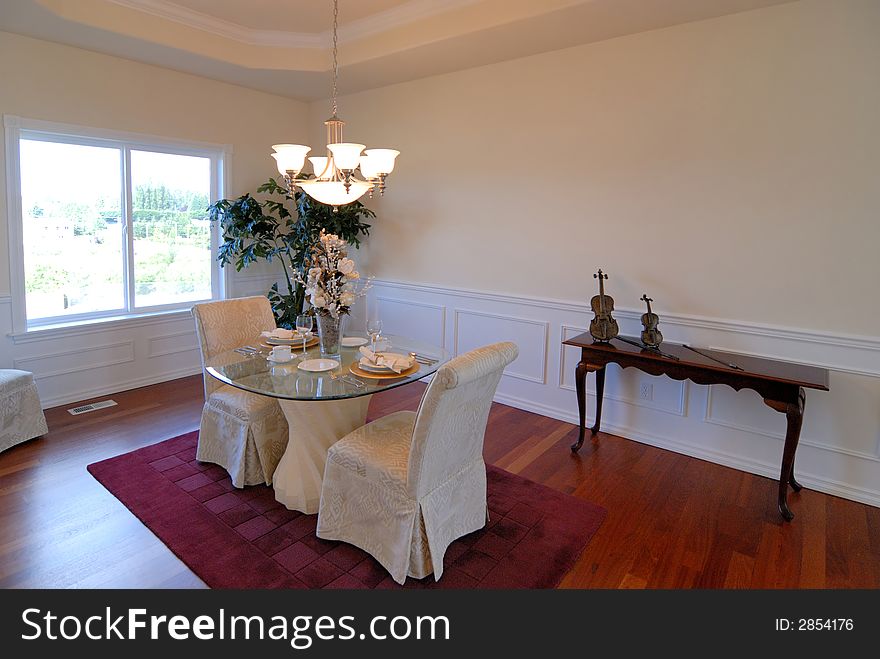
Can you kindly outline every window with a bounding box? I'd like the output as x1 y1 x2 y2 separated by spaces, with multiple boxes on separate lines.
6 117 228 331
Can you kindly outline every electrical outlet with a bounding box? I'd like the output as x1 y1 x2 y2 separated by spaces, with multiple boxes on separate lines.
639 382 653 401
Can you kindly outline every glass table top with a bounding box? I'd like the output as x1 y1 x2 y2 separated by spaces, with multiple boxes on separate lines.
206 334 449 401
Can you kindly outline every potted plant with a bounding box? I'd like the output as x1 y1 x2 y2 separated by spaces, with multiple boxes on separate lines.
206 178 374 327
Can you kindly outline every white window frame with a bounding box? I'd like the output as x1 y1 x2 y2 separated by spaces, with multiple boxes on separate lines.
4 115 232 335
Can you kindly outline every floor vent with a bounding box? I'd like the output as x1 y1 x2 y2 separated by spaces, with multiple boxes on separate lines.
67 399 118 415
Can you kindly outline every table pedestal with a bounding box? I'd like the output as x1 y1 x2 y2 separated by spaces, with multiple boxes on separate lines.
273 395 372 513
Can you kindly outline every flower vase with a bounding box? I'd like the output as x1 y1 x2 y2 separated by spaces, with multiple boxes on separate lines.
316 313 342 359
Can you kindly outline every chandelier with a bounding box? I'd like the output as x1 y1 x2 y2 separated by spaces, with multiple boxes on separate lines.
270 0 399 207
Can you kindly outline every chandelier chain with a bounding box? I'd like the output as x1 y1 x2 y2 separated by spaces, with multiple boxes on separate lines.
270 0 398 206
331 0 339 117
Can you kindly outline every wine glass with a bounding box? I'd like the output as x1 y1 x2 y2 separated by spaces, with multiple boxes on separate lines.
366 318 383 352
295 314 313 357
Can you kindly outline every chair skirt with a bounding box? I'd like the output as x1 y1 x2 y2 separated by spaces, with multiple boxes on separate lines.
196 385 289 488
317 411 488 584
0 370 48 454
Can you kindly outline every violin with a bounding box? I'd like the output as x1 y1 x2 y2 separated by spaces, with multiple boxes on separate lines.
640 293 663 348
589 269 619 342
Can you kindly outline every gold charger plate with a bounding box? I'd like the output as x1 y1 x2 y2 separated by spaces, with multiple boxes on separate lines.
349 361 420 380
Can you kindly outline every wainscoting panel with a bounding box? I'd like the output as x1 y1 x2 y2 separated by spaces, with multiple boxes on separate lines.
705 375 880 463
0 267 268 408
14 341 136 379
454 309 548 384
148 330 200 359
369 279 880 508
558 324 686 416
1 295 204 409
5 274 880 508
377 296 445 347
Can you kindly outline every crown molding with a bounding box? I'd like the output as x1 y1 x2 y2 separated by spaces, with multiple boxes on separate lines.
337 0 483 42
106 0 483 49
106 0 325 48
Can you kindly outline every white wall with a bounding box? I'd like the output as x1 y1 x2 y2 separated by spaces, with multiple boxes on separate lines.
315 0 880 506
0 31 306 405
315 0 879 336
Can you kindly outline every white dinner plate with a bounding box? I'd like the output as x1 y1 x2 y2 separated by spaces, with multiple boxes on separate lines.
341 336 369 347
358 353 414 373
266 333 314 346
358 361 395 373
298 358 340 372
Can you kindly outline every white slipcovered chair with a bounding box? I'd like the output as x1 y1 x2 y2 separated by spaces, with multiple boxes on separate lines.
0 369 48 453
191 296 289 487
317 341 519 584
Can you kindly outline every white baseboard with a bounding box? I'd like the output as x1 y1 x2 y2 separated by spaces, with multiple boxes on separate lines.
492 391 880 509
40 365 202 410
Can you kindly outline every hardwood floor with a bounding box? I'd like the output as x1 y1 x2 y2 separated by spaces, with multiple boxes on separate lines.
1 375 878 588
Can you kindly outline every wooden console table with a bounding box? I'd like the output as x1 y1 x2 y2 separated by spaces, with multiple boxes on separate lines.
563 333 829 521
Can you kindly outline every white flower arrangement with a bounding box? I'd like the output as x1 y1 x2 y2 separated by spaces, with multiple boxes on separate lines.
298 230 371 319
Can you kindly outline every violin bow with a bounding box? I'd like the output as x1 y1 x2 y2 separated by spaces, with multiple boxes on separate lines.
683 345 744 371
613 336 680 361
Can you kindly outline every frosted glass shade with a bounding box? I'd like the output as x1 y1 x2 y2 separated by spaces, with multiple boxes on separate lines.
327 143 365 170
299 179 372 206
309 156 334 179
364 148 399 174
270 144 310 175
358 154 379 179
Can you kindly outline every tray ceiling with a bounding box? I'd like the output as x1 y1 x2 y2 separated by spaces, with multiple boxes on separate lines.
0 0 797 100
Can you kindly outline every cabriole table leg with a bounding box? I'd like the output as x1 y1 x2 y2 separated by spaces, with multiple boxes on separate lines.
571 360 602 452
765 387 806 522
591 365 606 437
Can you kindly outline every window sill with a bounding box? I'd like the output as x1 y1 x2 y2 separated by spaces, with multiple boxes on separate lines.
9 307 195 344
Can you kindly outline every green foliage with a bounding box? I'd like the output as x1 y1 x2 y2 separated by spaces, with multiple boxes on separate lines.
207 178 374 327
132 184 209 242
23 182 211 315
267 282 301 331
25 262 70 293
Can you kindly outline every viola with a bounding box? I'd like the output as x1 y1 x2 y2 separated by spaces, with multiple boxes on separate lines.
589 269 619 342
640 293 663 348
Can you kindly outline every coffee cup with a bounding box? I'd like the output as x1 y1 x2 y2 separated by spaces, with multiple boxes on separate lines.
270 345 292 361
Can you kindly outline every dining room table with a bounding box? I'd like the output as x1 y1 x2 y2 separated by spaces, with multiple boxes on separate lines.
206 334 449 513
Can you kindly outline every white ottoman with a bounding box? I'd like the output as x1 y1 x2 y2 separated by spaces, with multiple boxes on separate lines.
0 369 48 453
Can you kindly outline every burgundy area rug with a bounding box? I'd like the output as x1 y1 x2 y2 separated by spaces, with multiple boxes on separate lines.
88 431 606 589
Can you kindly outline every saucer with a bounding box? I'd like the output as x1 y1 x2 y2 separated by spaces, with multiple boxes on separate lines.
298 358 340 372
341 336 369 347
267 355 295 364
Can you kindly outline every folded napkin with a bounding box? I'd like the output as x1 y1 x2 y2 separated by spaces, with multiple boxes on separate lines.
261 328 296 340
358 347 413 373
